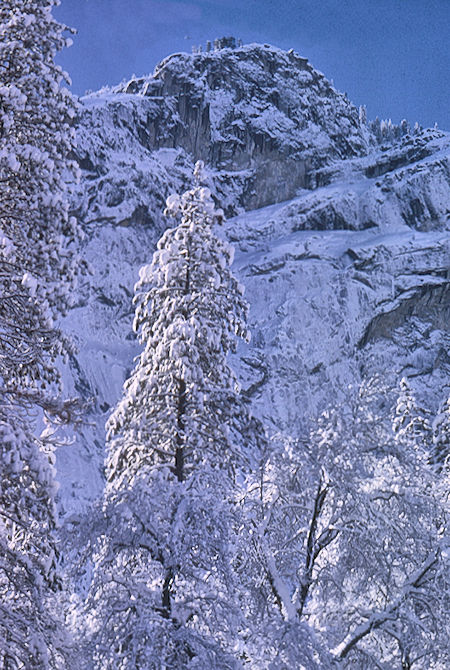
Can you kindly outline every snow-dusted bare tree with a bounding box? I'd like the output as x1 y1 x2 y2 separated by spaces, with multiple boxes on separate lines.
240 378 450 669
83 165 262 669
0 1 81 666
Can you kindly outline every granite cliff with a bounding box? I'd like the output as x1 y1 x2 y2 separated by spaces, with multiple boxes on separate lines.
58 42 450 510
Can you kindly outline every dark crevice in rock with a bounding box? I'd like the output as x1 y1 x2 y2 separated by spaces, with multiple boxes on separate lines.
358 283 450 349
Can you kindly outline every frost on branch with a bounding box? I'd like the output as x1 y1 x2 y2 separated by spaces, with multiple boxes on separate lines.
238 378 450 668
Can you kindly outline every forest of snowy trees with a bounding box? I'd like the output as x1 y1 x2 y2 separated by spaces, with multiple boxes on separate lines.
1 1 449 669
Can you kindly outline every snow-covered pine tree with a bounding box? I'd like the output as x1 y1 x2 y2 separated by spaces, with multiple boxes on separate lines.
392 377 432 455
0 0 80 386
84 165 261 669
0 1 81 666
106 163 254 487
0 400 70 668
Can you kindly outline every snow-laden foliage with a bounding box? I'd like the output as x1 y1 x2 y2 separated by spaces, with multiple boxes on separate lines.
80 170 263 669
0 259 57 390
105 164 257 487
0 1 82 666
0 398 71 668
0 0 81 387
392 377 432 454
75 471 243 670
239 379 450 669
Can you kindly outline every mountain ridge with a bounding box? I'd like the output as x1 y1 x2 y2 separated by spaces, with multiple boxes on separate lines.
59 41 450 511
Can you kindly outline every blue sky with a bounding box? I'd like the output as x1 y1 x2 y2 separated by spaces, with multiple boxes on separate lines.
55 0 449 130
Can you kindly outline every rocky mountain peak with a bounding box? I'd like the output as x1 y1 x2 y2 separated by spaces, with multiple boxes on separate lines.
60 41 450 509
115 42 371 178
76 42 377 221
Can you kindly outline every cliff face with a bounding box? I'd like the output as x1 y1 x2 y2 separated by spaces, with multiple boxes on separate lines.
59 43 450 510
74 43 373 220
121 45 370 171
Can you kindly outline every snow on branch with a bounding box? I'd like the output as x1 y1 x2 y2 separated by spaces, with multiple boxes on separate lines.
332 548 441 659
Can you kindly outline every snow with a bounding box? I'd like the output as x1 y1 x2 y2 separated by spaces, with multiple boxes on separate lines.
57 161 450 510
52 42 450 528
7 152 20 171
21 272 38 296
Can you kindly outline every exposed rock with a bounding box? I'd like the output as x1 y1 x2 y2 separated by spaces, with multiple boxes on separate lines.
58 43 450 510
74 43 374 217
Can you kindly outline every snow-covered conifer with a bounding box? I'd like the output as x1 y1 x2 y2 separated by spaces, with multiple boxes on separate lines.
392 377 432 454
0 0 81 385
85 166 262 668
358 104 367 126
0 399 72 668
106 164 253 487
0 1 81 665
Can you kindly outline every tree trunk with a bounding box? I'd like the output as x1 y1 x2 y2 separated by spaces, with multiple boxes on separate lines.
174 378 187 483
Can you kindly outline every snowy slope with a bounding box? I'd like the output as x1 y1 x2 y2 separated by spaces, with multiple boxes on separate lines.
57 43 450 512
